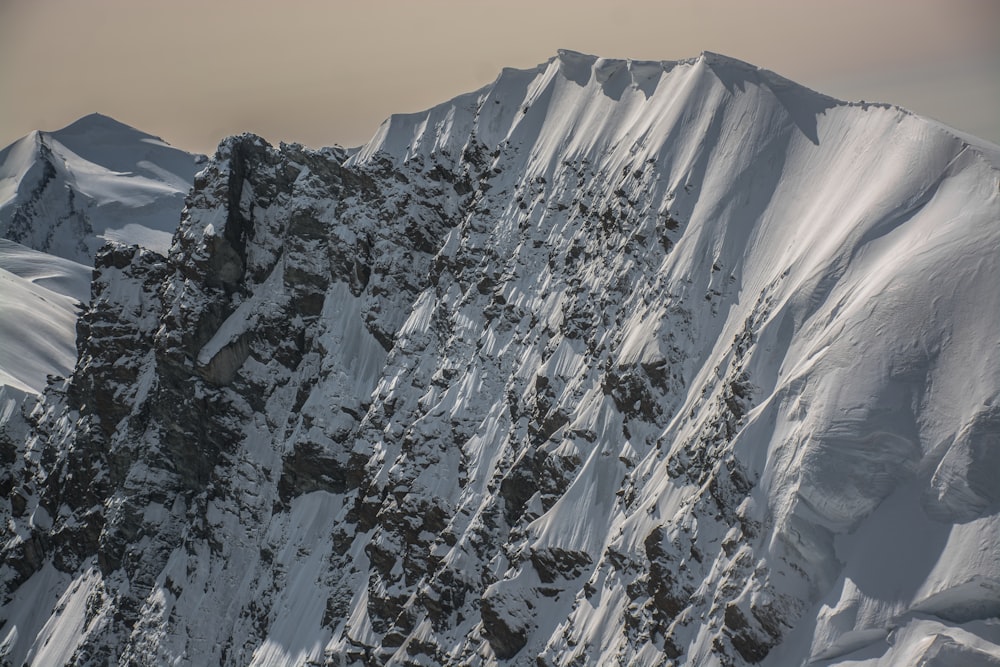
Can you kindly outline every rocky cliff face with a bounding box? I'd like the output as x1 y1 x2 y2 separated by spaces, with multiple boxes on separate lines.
2 52 999 666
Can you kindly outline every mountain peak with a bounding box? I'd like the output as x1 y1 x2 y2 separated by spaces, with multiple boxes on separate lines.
3 53 1000 667
551 48 759 78
359 48 843 168
66 111 128 127
698 50 756 69
551 48 685 82
0 112 202 264
553 48 598 66
50 112 161 145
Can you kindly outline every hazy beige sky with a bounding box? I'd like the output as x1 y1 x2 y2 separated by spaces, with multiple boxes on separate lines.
2 0 998 153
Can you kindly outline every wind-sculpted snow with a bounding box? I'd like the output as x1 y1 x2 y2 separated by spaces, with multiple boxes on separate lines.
1 51 999 666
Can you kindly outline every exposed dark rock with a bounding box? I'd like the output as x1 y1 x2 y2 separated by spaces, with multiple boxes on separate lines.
529 547 593 584
481 593 529 660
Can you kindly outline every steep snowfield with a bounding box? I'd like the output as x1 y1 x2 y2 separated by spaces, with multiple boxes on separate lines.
346 52 1000 663
0 113 203 263
1 51 999 666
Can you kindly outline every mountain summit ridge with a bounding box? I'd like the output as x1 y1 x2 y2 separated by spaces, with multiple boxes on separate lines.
361 49 1000 172
1 53 999 666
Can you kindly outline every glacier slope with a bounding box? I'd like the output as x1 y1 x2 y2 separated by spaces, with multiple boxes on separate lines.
1 51 999 666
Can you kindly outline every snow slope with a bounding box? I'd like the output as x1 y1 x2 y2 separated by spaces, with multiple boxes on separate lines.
1 51 999 666
0 113 203 263
0 239 90 394
344 50 1000 665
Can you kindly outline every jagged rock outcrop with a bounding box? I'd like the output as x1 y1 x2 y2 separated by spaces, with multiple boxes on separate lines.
1 51 999 667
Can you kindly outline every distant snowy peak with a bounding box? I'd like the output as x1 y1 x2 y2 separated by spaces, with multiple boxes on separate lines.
0 113 203 263
46 112 199 189
0 113 201 398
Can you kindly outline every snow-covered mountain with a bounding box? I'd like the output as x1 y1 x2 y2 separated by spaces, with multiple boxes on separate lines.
0 112 203 263
0 114 200 408
0 237 91 473
1 50 999 666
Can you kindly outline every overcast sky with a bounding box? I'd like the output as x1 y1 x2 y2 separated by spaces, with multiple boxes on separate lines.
2 0 998 153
